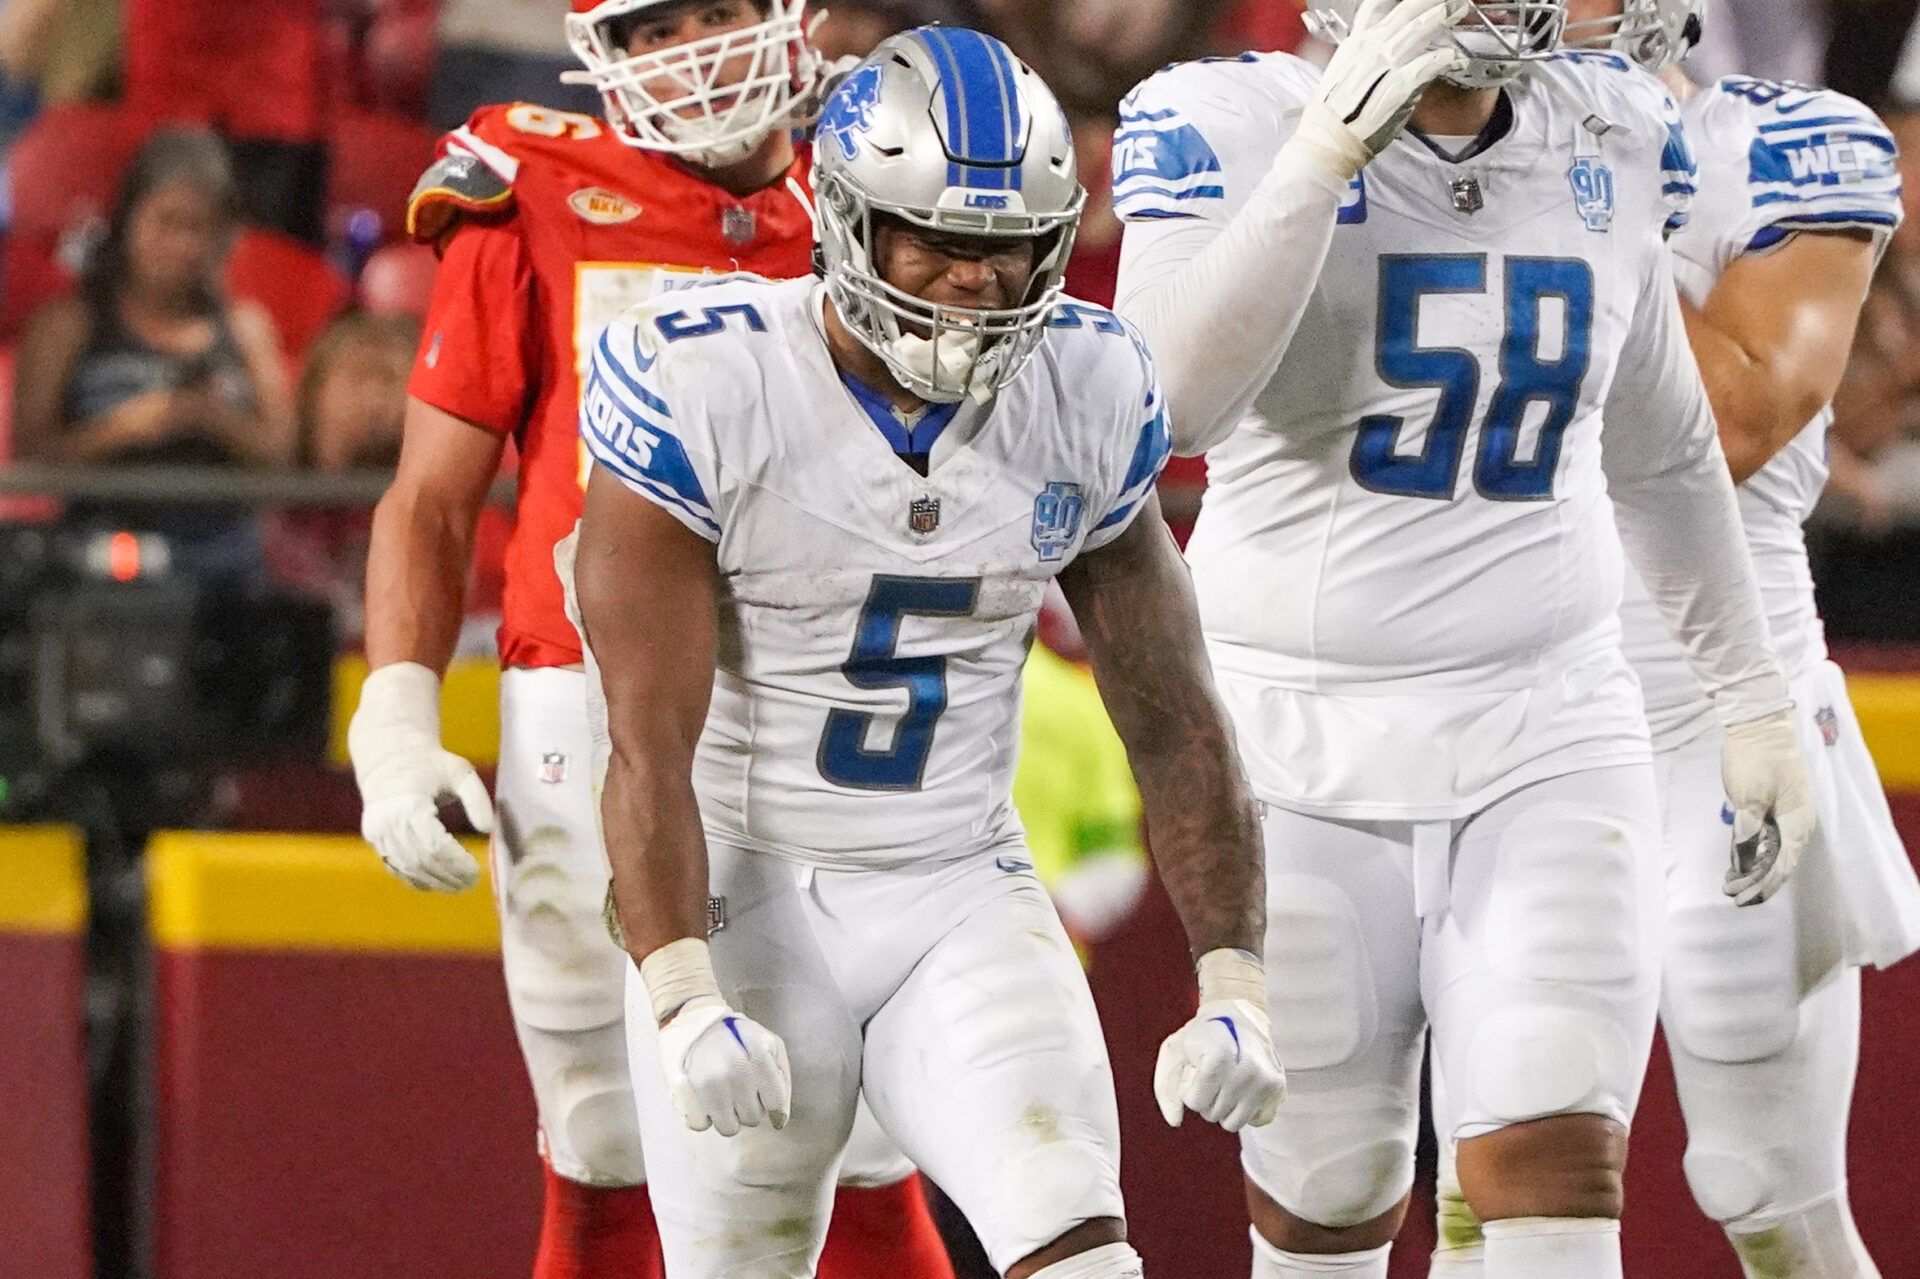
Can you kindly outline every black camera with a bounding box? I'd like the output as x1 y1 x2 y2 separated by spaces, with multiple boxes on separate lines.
0 524 334 776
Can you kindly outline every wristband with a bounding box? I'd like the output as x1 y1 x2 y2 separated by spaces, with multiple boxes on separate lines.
1197 947 1268 1012
639 936 725 1024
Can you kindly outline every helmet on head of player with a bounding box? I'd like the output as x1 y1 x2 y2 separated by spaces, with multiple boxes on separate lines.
1561 0 1704 72
563 0 821 167
1305 0 1567 88
813 27 1084 404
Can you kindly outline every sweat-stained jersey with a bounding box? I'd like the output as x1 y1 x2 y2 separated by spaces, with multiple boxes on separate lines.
405 102 816 669
1617 77 1902 749
1113 51 1716 819
579 276 1170 866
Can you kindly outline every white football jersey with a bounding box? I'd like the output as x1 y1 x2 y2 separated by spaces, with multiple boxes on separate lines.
1618 77 1902 749
579 276 1170 867
1114 51 1713 818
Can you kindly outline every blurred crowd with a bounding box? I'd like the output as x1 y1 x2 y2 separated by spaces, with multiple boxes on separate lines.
5 0 1920 638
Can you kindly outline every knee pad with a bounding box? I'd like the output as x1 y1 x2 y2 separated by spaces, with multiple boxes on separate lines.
1664 902 1798 1064
1265 873 1377 1070
549 1083 646 1187
1026 1242 1143 1279
984 1139 1126 1270
521 1021 646 1186
1457 1005 1636 1127
1245 1086 1415 1228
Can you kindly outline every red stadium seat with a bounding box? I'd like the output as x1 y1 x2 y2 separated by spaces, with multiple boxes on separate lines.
223 230 351 362
1 105 149 338
327 108 440 249
357 241 439 318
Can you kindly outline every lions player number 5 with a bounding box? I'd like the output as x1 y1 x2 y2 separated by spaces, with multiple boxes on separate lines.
1352 254 1594 501
818 575 980 791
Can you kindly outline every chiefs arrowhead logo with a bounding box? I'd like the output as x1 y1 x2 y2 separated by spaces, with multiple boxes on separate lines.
568 187 642 225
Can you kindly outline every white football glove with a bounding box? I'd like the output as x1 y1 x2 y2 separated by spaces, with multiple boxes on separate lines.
641 938 792 1138
1290 0 1472 182
658 996 793 1137
1721 705 1818 907
347 661 493 893
1154 949 1286 1132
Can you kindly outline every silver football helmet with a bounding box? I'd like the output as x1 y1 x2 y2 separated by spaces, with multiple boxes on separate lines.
1562 0 1704 71
563 0 822 167
814 27 1084 403
1305 0 1568 88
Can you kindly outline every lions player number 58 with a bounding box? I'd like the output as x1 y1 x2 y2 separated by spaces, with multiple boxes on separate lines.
1352 253 1594 501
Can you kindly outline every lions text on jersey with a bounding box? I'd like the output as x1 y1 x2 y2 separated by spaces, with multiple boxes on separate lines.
579 275 1170 865
1114 51 1726 819
1619 76 1902 748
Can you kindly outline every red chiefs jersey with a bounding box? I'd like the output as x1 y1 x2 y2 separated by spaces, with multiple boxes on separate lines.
407 102 816 669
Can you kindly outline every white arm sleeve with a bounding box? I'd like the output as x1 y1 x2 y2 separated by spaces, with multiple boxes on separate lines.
1110 60 1349 456
1601 247 1789 726
1115 151 1347 456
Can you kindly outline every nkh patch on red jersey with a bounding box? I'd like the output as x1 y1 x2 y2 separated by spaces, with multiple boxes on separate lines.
404 102 816 670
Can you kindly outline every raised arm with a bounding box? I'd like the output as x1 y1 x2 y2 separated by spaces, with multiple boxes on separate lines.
1113 0 1465 454
1058 491 1283 1132
1682 230 1877 482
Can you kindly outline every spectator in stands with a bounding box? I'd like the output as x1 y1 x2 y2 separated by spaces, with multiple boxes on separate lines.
299 312 413 473
429 0 599 129
12 128 294 581
267 313 416 640
14 128 293 468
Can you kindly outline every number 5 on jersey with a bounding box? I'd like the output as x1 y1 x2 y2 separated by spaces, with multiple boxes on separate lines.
1351 254 1594 501
818 575 980 791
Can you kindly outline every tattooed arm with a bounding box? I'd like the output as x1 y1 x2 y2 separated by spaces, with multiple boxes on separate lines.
1059 490 1283 1131
1055 490 1263 957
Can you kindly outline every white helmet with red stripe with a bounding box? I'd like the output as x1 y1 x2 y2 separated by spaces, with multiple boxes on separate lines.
563 0 822 166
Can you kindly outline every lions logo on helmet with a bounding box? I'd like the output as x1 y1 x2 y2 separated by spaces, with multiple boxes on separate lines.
820 62 884 162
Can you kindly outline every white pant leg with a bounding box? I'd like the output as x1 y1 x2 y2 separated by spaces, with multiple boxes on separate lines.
857 853 1126 1276
1656 727 1877 1263
1240 804 1427 1231
495 666 643 1186
625 844 864 1278
1425 765 1663 1141
841 1099 917 1188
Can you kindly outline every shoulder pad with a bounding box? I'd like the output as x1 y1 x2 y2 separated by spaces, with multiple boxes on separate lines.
405 147 515 246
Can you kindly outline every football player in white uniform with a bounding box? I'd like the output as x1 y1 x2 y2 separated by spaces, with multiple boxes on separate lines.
1423 2 1920 1275
1112 0 1818 1275
570 29 1285 1279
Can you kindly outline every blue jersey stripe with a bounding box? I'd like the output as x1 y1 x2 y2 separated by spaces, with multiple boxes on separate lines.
1113 183 1227 204
589 449 721 538
1757 114 1877 133
595 329 673 420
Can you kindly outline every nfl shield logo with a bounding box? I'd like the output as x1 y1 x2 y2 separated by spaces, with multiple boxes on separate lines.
1568 156 1615 233
1815 705 1839 747
721 205 757 245
1031 482 1085 561
1449 176 1484 214
539 751 568 784
909 495 941 534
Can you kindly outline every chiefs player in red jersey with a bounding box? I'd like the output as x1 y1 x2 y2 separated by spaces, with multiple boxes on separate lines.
346 4 954 1277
